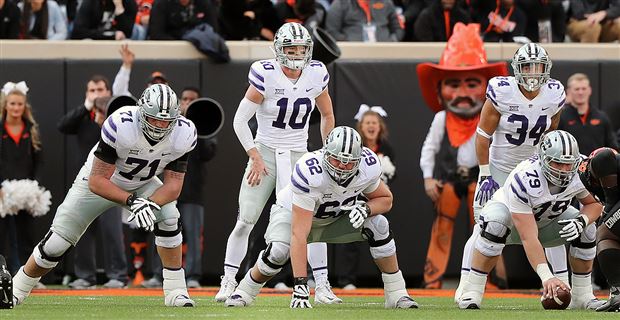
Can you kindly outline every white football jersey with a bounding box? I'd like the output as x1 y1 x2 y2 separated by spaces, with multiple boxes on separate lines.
276 147 382 226
494 154 589 228
486 76 566 173
248 59 330 152
84 105 197 190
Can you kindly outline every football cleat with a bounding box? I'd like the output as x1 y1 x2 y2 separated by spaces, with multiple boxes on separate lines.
0 255 13 309
215 275 238 302
392 296 419 309
225 289 255 307
458 291 482 309
596 287 620 312
164 289 195 307
569 296 606 310
314 280 342 304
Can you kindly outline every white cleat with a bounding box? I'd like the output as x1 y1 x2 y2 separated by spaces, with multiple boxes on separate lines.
164 289 195 307
458 291 482 309
569 296 606 310
391 296 419 309
215 275 238 302
314 281 342 304
225 289 255 307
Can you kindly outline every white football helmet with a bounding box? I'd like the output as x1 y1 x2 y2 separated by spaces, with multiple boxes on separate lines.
323 126 363 184
137 83 180 141
273 22 313 70
511 43 552 92
538 130 580 187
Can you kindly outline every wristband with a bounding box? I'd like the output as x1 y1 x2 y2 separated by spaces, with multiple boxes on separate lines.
126 192 137 206
536 263 554 283
476 126 492 139
578 214 589 226
479 164 491 177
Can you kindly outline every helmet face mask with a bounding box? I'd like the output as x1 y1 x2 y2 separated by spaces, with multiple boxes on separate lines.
538 131 580 187
274 22 313 70
137 84 180 141
511 43 552 92
323 127 363 184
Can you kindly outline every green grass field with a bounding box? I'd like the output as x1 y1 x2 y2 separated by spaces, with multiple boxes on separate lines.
1 295 617 320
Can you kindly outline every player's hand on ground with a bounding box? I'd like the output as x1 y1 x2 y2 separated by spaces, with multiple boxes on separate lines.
542 277 570 300
475 175 499 206
341 201 370 229
247 155 268 186
128 197 160 231
558 214 588 242
424 178 443 202
290 279 312 309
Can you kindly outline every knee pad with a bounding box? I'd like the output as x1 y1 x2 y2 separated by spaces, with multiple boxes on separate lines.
475 221 509 257
362 215 396 259
34 231 73 269
257 242 289 277
155 219 183 248
569 224 596 260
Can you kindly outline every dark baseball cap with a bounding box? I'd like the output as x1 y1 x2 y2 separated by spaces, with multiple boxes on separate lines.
148 71 168 84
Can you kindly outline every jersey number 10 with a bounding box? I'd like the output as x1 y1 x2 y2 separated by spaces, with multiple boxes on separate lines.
272 97 313 129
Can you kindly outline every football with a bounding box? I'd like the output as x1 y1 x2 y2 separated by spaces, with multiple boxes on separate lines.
541 288 571 310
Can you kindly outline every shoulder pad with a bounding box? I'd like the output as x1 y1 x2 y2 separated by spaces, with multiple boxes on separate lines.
545 78 566 107
360 147 382 182
307 60 329 90
104 106 140 149
171 116 198 153
512 161 544 199
485 76 513 108
248 60 277 93
291 152 324 193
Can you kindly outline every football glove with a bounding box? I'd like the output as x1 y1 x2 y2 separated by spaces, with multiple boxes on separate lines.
126 193 160 232
558 214 588 242
474 165 499 207
341 201 370 229
290 278 312 309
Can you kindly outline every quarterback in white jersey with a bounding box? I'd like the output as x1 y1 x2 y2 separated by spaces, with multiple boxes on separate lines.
458 131 603 310
226 127 418 309
457 43 571 302
218 22 336 303
11 84 198 308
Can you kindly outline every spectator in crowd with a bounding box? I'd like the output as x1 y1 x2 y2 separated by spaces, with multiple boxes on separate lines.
0 0 21 39
176 87 217 288
417 23 509 289
333 104 394 290
57 75 129 289
566 0 620 43
516 0 565 42
325 0 404 42
558 73 618 155
55 0 77 27
219 0 279 40
132 0 153 40
480 0 527 42
18 0 68 40
71 0 137 39
0 81 43 274
413 0 471 41
148 0 218 40
400 0 431 41
274 0 327 30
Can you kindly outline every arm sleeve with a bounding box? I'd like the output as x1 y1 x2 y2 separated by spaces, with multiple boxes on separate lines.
112 66 132 97
420 112 445 179
233 97 260 151
165 152 190 173
93 139 118 164
57 105 88 134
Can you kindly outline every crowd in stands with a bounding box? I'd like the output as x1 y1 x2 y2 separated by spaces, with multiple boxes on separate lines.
1 0 618 43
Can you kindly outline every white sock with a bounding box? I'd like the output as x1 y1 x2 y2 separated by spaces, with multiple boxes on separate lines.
572 272 595 300
236 270 264 298
162 268 188 297
456 226 479 302
545 245 568 276
12 267 41 305
466 269 487 296
223 220 253 278
382 270 408 299
308 242 328 284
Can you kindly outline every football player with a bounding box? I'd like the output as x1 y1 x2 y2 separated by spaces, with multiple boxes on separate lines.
578 147 620 312
11 84 197 307
456 43 586 305
458 131 603 309
225 127 418 309
217 22 338 303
